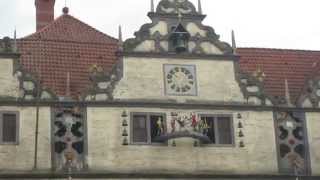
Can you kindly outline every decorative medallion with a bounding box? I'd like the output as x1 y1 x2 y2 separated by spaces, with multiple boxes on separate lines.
164 64 197 96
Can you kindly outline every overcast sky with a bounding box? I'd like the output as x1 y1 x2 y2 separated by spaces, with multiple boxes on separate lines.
0 0 319 50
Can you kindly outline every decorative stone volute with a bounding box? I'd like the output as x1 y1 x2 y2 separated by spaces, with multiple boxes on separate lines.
0 37 14 53
124 0 233 55
156 0 198 15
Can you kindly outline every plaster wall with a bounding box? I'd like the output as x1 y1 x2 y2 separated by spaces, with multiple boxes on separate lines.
0 58 20 98
114 57 244 103
87 107 278 175
0 106 51 170
306 112 320 175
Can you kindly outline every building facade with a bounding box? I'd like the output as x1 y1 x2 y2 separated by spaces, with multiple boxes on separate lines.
0 0 319 179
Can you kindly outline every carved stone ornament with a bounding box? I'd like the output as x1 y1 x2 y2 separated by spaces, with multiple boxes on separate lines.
156 0 197 15
237 72 271 106
83 62 122 101
123 0 233 55
0 37 14 53
298 76 320 108
12 61 57 101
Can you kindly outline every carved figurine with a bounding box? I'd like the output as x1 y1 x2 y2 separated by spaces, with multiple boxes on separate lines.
171 118 176 133
191 113 197 130
157 117 165 136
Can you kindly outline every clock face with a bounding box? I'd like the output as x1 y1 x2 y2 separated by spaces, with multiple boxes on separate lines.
164 64 197 96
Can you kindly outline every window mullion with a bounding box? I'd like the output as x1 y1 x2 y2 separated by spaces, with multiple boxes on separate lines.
214 117 219 145
0 113 2 144
15 114 18 143
147 114 151 144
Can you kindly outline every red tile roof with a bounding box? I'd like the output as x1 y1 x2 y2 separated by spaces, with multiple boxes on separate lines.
16 13 320 103
18 14 118 99
238 48 320 103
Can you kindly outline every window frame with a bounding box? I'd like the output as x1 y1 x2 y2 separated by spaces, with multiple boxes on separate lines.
198 114 235 147
130 112 167 145
0 111 20 145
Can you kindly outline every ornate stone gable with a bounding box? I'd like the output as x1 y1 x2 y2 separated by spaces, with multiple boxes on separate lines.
124 0 233 55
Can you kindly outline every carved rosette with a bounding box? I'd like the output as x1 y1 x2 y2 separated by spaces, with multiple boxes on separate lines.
124 0 233 55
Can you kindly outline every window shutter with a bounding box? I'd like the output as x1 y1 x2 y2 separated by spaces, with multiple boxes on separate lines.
2 113 17 143
132 115 148 143
217 117 232 144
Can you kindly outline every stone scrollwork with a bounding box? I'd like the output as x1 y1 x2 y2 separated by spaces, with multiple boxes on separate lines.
123 0 233 55
298 76 320 108
83 63 122 101
14 68 57 101
156 0 198 15
0 37 15 53
237 73 269 105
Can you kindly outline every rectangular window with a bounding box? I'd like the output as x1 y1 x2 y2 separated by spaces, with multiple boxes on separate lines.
131 113 166 145
200 115 234 146
0 112 19 144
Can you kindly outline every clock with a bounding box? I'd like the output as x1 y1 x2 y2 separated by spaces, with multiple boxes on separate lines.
164 64 197 96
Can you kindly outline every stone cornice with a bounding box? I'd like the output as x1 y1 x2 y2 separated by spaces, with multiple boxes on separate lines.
0 171 317 179
0 99 320 112
119 51 240 61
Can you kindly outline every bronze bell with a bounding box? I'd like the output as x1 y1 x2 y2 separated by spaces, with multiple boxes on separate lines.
170 24 190 53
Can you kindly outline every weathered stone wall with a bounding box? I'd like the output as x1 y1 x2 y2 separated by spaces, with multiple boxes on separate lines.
0 58 20 98
87 107 278 174
306 112 320 175
0 106 51 170
114 57 244 103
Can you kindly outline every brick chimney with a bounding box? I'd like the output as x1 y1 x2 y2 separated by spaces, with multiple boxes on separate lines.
35 0 55 31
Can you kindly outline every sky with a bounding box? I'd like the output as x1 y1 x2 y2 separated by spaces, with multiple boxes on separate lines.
0 0 319 50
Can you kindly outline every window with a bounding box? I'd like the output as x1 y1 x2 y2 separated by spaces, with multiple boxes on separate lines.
131 113 166 145
0 112 19 144
199 115 234 145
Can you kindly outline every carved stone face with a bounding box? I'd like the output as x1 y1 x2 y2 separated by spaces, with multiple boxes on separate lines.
164 64 197 96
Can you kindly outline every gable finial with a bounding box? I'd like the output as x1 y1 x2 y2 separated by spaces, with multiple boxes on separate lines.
118 25 123 51
13 27 17 52
231 30 237 54
151 0 155 12
285 78 293 107
178 11 182 22
198 0 202 14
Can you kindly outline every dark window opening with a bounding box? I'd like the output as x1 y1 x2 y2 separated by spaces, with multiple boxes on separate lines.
1 112 19 144
200 115 233 145
131 113 166 145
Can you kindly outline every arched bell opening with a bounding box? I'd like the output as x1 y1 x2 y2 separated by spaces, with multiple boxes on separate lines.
169 23 190 53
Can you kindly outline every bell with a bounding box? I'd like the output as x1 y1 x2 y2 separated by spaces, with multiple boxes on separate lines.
170 23 190 53
173 33 188 53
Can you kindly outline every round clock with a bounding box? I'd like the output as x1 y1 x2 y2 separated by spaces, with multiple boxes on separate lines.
166 66 195 93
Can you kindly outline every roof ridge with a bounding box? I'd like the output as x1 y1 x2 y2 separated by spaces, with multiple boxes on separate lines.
64 14 118 42
18 38 118 46
22 14 118 43
22 15 65 39
238 47 320 53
